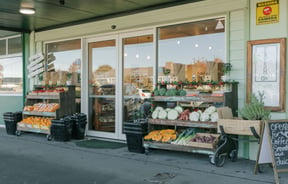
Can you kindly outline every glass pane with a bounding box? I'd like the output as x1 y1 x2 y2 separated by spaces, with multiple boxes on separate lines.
88 40 116 133
158 18 225 83
46 39 81 112
46 39 81 85
0 56 23 93
8 37 22 54
0 40 6 56
123 35 153 122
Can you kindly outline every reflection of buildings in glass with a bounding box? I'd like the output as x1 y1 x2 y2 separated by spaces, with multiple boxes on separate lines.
124 67 153 90
0 64 22 92
93 65 116 86
162 60 223 82
67 58 81 84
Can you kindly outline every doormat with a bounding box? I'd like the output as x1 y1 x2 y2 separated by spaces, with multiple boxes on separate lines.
75 139 127 149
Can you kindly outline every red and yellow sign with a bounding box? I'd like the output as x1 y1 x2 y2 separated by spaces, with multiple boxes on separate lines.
256 0 279 25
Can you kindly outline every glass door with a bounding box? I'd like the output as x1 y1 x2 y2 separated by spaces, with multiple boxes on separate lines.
119 32 154 139
87 38 117 138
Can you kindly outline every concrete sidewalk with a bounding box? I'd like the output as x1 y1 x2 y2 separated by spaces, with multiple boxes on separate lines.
0 128 286 184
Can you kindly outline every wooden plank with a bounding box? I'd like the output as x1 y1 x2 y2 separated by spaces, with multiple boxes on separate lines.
148 119 217 128
217 119 262 136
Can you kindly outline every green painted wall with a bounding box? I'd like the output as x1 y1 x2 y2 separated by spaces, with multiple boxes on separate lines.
248 0 288 160
0 96 23 125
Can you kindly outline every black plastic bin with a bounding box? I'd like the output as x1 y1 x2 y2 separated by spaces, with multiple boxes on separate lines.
124 120 148 153
51 118 72 142
70 113 87 139
3 111 22 135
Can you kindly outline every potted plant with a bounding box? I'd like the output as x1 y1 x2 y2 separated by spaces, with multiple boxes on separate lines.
239 91 271 120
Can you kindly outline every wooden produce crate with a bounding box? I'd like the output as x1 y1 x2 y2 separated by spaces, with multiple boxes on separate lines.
217 119 262 136
186 133 220 149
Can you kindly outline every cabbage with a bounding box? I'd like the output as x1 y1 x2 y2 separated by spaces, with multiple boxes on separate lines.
167 109 179 120
204 106 216 115
158 110 168 119
200 112 210 121
210 112 219 122
189 111 200 121
155 106 164 111
152 110 159 119
174 106 183 113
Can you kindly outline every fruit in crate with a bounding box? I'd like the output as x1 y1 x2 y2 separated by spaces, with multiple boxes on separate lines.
23 103 60 112
20 117 52 128
144 129 177 143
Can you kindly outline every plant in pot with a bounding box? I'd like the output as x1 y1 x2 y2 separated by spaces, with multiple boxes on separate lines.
239 91 271 120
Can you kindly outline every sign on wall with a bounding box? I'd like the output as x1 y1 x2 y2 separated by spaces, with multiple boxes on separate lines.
256 0 279 25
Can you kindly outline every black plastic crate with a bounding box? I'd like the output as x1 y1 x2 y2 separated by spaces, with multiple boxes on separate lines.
124 120 148 133
126 133 145 153
51 118 72 142
4 120 17 135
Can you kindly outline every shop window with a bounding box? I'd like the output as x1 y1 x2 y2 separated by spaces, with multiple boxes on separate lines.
45 39 81 86
0 40 6 56
45 39 81 112
8 37 22 55
158 18 226 83
0 35 22 94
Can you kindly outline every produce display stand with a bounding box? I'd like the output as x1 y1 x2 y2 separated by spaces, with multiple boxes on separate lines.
143 83 238 161
144 119 218 155
16 85 76 140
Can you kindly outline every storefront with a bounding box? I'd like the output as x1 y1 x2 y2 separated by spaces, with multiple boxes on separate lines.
21 0 288 160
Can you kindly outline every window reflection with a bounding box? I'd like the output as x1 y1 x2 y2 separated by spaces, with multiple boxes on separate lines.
45 39 81 86
158 18 226 83
123 35 153 121
0 57 23 93
0 35 22 94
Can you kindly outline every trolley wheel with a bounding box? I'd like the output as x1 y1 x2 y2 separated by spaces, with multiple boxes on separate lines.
46 135 52 141
215 154 226 167
229 149 238 162
209 154 215 165
16 130 21 136
144 147 149 155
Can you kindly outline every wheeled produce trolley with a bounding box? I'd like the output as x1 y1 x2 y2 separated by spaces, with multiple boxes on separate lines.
16 85 76 140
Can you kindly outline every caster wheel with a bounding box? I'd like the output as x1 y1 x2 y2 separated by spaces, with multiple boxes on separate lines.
215 154 226 167
47 135 52 141
229 149 238 162
209 154 215 165
144 148 149 155
16 130 21 136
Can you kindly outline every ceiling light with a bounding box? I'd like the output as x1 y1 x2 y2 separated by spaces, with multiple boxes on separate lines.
19 7 35 15
215 20 224 30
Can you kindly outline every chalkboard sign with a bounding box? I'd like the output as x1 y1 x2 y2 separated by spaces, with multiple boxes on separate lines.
255 120 288 184
267 120 288 171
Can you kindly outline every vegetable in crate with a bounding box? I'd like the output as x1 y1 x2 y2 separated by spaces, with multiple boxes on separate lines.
167 109 179 120
159 88 167 96
178 109 190 120
158 110 168 119
189 111 200 121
